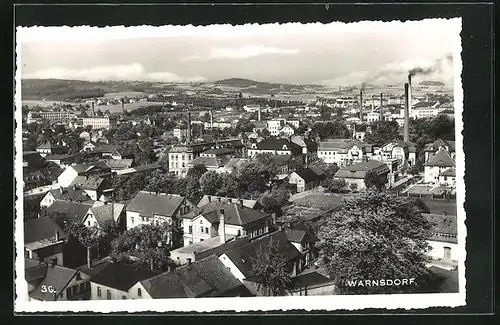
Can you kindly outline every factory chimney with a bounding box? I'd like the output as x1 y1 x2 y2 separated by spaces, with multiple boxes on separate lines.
209 109 213 129
91 100 95 117
359 90 363 122
408 74 413 114
187 111 192 143
372 95 375 112
379 93 383 121
258 105 261 122
339 86 342 97
404 83 410 143
121 98 125 114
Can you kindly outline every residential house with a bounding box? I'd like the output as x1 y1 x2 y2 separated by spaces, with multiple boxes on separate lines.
57 162 111 188
173 127 189 140
411 101 440 119
129 255 251 299
285 227 319 267
180 202 273 248
438 167 456 187
267 119 286 136
424 213 458 265
80 176 114 201
125 191 195 243
81 141 97 152
82 201 126 232
424 148 456 184
79 131 91 143
218 230 304 282
247 138 302 157
288 167 326 193
372 140 417 169
286 272 337 296
104 158 134 172
42 200 95 225
186 147 234 173
24 258 92 301
24 217 67 266
279 125 295 137
89 262 159 300
334 160 390 190
44 154 75 167
424 138 456 162
23 151 46 171
317 139 373 167
39 187 93 208
36 141 66 158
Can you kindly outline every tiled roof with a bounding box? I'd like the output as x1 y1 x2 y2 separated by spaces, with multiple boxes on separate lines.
104 159 134 170
140 255 243 298
196 195 260 210
335 160 389 179
25 259 78 301
126 191 186 217
424 138 456 153
89 202 125 224
187 156 227 169
45 154 74 161
255 139 302 152
93 144 122 154
440 167 456 177
48 188 91 203
223 230 301 278
319 139 372 152
36 141 58 150
90 262 159 292
81 176 108 191
292 167 326 183
424 149 455 167
193 203 271 227
44 200 94 224
195 236 251 261
382 140 416 153
289 271 333 289
24 217 67 251
202 148 233 155
424 213 458 243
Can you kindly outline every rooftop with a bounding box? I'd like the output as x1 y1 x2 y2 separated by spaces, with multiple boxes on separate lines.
335 160 389 179
424 149 455 167
126 191 186 217
24 217 67 251
191 203 271 227
90 262 160 292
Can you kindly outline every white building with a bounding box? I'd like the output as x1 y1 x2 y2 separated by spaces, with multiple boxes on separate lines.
424 214 458 264
267 119 286 136
316 139 372 167
81 116 111 130
423 148 456 184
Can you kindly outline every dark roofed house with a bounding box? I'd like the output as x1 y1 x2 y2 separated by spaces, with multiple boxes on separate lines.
288 167 326 193
186 155 231 172
43 200 95 225
23 151 46 171
83 202 126 231
219 230 303 282
424 213 458 267
81 176 113 201
36 141 66 158
89 262 159 300
40 187 93 208
24 217 67 266
424 138 456 162
196 195 261 210
424 148 456 184
44 154 75 167
248 138 303 157
335 160 390 190
135 255 251 299
24 258 92 301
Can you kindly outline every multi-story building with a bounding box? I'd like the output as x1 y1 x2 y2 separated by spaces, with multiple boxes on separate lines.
316 139 373 167
267 119 286 136
423 148 456 184
173 127 189 140
424 138 456 162
27 110 76 123
247 138 303 157
81 116 112 130
410 101 440 119
371 140 417 170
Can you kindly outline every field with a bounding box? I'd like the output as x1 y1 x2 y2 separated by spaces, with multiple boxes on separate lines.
290 190 354 211
89 101 165 114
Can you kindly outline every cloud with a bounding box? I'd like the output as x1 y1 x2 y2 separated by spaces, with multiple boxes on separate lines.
179 55 202 62
209 45 300 59
23 63 205 82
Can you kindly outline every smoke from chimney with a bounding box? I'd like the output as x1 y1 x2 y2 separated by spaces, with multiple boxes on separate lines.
404 83 410 142
409 54 453 77
407 74 412 115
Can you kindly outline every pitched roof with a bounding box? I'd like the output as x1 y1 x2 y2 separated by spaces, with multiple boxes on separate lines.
24 217 67 250
319 139 372 152
48 188 91 203
292 167 326 183
424 138 456 152
25 259 78 301
45 154 74 161
193 203 271 227
140 255 243 298
255 138 302 152
424 149 455 167
196 195 260 210
187 156 228 169
88 202 125 224
440 167 456 177
382 140 416 153
93 144 122 154
44 200 94 224
126 191 186 217
289 271 333 290
335 160 389 179
424 213 458 243
36 141 59 150
223 230 301 278
71 162 111 175
195 236 251 261
202 147 233 156
104 159 134 170
90 262 159 291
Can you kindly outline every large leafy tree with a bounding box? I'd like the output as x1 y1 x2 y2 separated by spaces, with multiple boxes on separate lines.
66 222 100 268
310 120 350 141
308 159 339 179
199 171 223 195
110 223 173 271
258 185 291 216
364 170 388 190
364 120 401 146
317 191 437 294
250 239 292 296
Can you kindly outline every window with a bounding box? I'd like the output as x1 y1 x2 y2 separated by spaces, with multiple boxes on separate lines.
122 296 127 299
205 227 209 234
97 287 101 297
87 220 91 226
66 287 71 298
107 290 111 300
72 285 78 296
137 288 142 297
80 282 85 293
188 226 192 234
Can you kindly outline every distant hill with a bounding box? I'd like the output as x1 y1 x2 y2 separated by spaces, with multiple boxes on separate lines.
211 78 321 93
419 80 445 86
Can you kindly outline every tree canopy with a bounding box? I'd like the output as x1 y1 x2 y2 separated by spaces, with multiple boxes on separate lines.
364 120 401 146
364 170 388 190
317 191 437 294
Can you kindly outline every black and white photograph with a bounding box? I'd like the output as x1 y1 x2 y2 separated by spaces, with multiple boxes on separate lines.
14 18 465 312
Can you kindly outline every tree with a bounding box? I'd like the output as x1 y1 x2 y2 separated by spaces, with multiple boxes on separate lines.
317 190 436 294
364 120 401 146
324 178 348 193
258 186 291 216
309 159 339 179
364 170 388 190
199 171 223 195
110 223 173 271
249 239 292 296
66 223 100 268
186 164 207 180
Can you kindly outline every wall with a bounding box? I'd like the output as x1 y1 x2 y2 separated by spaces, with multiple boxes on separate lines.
128 282 153 299
218 253 246 282
343 178 366 191
57 168 78 188
27 242 65 266
424 166 450 184
90 282 129 300
169 250 196 265
289 282 338 296
426 240 459 262
61 271 92 300
40 192 56 208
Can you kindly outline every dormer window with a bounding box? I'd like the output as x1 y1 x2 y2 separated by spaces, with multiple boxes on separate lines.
282 145 288 150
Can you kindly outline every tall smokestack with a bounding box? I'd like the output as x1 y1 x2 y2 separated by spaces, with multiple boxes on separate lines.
404 83 410 142
408 74 412 114
258 106 261 121
372 95 375 112
91 101 95 117
339 86 342 97
121 98 125 114
187 111 192 143
359 90 363 122
209 110 213 129
379 93 383 121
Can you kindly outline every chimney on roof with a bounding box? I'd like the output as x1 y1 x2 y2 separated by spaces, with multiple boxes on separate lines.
55 230 60 242
218 208 226 245
207 195 211 203
239 199 244 206
187 258 192 266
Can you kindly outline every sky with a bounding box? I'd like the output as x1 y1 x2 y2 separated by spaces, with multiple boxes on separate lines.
18 19 461 87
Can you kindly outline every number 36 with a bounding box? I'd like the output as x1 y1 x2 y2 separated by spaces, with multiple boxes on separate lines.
40 285 55 293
